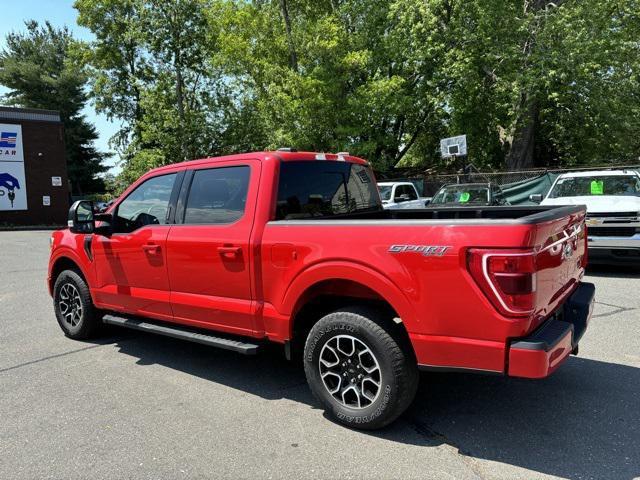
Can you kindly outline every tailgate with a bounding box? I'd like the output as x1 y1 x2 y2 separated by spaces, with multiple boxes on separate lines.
531 207 587 325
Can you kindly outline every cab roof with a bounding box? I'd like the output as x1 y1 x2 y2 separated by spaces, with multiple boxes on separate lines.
377 181 414 186
148 150 368 176
441 182 493 188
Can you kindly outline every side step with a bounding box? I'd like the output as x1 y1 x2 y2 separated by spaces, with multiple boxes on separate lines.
102 314 259 355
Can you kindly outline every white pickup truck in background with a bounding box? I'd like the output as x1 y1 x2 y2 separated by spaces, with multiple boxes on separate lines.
377 181 430 209
533 169 640 264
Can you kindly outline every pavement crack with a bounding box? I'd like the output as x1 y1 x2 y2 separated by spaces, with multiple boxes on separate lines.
3 268 44 274
410 418 486 479
410 418 474 453
593 301 637 318
0 344 105 374
595 300 633 309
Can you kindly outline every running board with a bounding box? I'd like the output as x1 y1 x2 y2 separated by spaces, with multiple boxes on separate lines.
102 314 259 355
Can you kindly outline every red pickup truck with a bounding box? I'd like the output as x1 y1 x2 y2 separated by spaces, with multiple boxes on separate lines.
48 151 594 429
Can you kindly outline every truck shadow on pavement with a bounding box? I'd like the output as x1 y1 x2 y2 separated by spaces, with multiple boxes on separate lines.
111 331 639 480
397 360 639 480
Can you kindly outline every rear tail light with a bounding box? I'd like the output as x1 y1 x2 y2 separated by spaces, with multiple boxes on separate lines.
467 249 537 317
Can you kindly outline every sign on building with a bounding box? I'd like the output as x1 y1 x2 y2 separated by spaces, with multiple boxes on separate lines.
51 176 62 186
0 123 27 210
440 135 467 158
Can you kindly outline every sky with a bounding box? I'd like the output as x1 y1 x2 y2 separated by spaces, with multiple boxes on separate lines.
0 0 121 175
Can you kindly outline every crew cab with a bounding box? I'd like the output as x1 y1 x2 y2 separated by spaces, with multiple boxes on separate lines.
377 181 430 209
48 151 594 429
532 169 640 265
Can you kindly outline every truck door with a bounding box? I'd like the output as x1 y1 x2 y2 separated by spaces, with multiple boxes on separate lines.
92 171 182 319
166 160 260 336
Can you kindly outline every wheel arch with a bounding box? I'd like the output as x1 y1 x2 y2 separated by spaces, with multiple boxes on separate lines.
282 262 419 361
283 262 417 324
49 253 89 294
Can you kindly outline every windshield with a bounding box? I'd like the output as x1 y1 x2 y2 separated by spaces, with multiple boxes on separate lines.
431 185 489 205
378 185 393 201
548 175 640 198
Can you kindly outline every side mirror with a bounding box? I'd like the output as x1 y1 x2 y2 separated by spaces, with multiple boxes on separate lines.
94 212 113 237
68 200 95 234
396 194 410 203
529 194 543 203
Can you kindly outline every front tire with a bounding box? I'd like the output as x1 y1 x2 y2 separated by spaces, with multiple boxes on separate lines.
53 269 101 339
303 306 418 429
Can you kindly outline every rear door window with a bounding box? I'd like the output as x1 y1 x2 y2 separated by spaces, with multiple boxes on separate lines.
183 166 250 224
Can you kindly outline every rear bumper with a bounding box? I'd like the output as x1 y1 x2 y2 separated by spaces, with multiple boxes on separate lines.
508 282 595 379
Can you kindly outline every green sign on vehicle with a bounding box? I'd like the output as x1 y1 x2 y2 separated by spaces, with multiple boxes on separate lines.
590 180 604 195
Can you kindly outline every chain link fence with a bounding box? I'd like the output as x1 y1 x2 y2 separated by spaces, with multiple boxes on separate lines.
382 164 640 197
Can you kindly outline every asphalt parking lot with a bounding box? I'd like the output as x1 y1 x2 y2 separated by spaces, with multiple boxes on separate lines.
1 230 638 480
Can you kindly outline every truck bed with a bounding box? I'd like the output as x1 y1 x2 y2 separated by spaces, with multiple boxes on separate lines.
273 205 584 224
263 203 587 358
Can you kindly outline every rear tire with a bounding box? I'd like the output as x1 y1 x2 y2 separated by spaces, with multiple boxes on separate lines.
53 269 102 340
303 306 418 429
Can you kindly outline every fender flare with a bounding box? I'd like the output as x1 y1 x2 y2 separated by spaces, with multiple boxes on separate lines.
49 248 94 288
280 260 419 331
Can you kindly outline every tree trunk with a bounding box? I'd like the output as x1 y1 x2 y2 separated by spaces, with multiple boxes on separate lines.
171 6 186 161
176 59 185 125
506 99 538 170
279 0 298 72
505 0 554 170
128 52 143 144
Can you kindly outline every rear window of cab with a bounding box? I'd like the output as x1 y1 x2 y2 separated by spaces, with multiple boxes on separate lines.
276 161 381 219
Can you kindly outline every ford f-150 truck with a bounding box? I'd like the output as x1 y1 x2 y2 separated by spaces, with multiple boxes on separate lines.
48 151 594 429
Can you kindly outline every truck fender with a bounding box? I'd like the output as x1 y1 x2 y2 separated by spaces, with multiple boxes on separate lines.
49 247 95 294
280 261 419 332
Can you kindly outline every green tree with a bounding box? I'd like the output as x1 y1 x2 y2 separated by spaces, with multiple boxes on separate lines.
212 0 640 171
75 0 152 154
77 0 232 183
210 0 442 170
521 0 640 168
0 20 108 193
77 0 640 181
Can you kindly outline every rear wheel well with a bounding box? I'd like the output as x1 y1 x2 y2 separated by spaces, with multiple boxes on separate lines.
289 280 415 363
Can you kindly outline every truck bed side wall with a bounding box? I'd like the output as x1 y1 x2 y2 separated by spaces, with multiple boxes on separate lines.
258 221 542 372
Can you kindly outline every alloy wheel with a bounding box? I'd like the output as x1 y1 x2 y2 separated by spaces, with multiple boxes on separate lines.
318 334 382 409
58 283 83 328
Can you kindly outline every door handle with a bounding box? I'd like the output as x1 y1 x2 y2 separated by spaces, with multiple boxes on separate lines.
142 243 161 254
217 246 241 258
